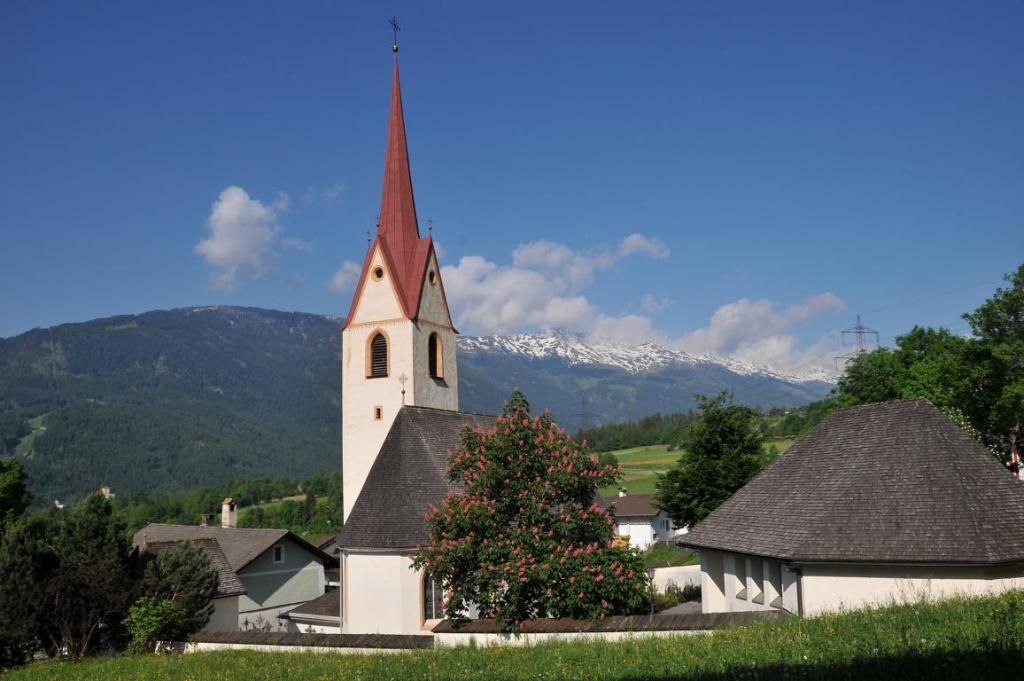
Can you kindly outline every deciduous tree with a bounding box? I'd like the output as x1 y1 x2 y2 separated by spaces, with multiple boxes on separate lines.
655 392 764 528
413 391 649 632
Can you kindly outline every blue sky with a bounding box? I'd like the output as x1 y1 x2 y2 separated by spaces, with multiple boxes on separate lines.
1 1 1021 372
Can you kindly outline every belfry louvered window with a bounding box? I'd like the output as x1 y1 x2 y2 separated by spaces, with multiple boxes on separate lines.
428 333 443 379
369 332 388 378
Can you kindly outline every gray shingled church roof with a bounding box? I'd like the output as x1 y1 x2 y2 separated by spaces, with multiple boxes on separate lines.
134 525 333 571
338 405 495 550
680 399 1024 565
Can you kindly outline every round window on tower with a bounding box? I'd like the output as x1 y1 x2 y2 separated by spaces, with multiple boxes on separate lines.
372 266 384 281
428 270 437 286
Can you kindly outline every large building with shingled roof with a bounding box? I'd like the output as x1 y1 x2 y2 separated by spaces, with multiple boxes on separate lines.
679 399 1024 616
336 38 497 636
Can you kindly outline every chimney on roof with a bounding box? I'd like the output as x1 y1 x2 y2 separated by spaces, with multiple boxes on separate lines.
618 487 628 498
222 498 238 529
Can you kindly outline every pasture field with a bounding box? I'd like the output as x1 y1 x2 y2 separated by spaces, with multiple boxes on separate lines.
9 592 1024 681
598 439 794 496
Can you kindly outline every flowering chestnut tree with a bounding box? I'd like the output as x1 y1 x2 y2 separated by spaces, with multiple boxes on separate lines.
412 391 650 632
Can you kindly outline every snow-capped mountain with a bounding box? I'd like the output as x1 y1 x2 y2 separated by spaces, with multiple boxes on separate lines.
457 331 836 385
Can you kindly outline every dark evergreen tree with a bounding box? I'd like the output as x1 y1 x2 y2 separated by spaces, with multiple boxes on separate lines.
655 392 764 527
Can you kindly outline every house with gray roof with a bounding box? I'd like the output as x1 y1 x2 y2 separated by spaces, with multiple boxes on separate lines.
135 517 336 632
679 399 1024 616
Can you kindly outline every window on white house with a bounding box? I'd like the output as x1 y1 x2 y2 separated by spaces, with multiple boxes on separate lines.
423 572 443 621
273 545 285 563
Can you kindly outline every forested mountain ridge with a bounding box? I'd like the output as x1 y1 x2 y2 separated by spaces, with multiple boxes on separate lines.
0 306 829 504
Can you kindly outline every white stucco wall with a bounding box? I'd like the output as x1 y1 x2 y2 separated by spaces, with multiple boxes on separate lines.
342 551 429 635
698 549 799 615
698 549 1024 617
205 596 239 632
342 246 458 522
652 565 701 591
799 564 1024 616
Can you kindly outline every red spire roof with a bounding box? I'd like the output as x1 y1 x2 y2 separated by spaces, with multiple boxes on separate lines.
342 52 454 332
378 55 421 273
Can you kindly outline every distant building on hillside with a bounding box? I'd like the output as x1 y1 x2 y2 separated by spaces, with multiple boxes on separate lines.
680 399 1024 616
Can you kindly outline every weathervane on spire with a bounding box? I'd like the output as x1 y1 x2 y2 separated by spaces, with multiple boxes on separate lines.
388 16 400 53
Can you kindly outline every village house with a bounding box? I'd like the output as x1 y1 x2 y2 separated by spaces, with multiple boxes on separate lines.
137 537 247 633
599 491 677 550
135 499 336 631
680 399 1024 616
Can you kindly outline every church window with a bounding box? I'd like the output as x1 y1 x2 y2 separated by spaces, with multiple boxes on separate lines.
368 332 388 378
372 266 384 281
373 406 383 420
428 333 443 379
428 270 437 285
273 545 285 563
423 572 443 621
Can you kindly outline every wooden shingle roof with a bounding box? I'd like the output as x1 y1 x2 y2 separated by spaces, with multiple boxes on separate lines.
680 399 1024 565
338 405 494 550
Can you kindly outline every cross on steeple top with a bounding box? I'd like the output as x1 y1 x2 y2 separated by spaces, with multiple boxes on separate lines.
388 16 400 53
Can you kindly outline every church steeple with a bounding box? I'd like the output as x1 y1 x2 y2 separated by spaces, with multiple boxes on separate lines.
340 37 460 524
378 55 421 274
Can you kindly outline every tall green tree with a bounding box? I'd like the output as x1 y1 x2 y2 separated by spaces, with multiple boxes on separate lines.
964 264 1024 464
128 541 219 651
413 391 649 633
0 459 30 533
0 517 56 668
655 392 765 528
40 493 135 658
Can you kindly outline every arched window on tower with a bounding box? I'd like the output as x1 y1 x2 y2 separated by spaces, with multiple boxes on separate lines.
428 332 443 380
368 332 388 378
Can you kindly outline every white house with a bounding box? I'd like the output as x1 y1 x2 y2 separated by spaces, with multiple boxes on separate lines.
599 492 676 550
680 399 1024 616
335 40 496 636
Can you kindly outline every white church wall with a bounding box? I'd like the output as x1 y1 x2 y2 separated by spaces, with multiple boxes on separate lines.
798 564 1024 616
343 552 427 635
341 316 416 521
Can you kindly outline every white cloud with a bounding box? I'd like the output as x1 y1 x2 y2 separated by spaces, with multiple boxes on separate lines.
281 237 313 252
194 186 282 289
303 182 345 206
676 293 846 370
328 260 361 293
617 233 670 259
441 233 669 336
640 294 672 314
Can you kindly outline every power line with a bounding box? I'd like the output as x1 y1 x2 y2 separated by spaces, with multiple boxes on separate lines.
834 314 880 370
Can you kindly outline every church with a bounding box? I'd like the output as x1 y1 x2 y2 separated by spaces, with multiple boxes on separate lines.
335 43 495 635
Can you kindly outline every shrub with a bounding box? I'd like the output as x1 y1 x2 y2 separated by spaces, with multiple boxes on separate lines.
124 597 184 654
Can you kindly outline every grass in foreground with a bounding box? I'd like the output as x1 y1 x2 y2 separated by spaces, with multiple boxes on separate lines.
9 592 1024 681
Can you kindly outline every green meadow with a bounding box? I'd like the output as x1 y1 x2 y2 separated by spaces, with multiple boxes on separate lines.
598 439 794 497
10 592 1024 680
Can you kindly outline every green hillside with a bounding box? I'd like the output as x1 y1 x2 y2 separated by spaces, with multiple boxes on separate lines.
0 307 343 505
0 306 826 505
